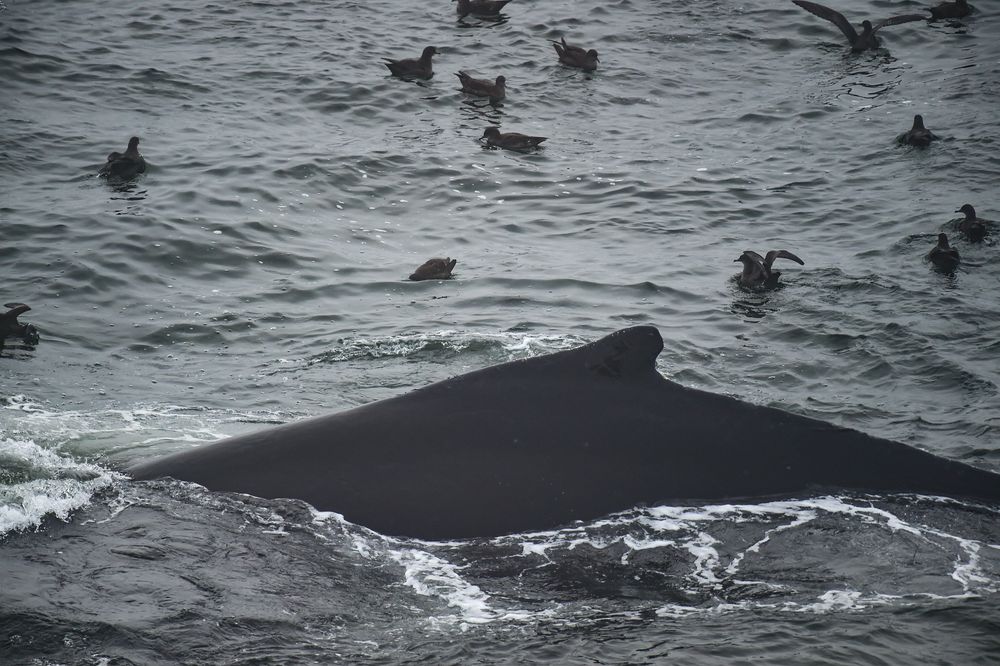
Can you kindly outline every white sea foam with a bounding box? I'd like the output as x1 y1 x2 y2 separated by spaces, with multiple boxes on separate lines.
0 398 278 535
0 436 119 534
387 547 497 624
301 330 586 367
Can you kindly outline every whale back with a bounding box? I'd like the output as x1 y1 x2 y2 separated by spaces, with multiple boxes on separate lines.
127 326 1000 539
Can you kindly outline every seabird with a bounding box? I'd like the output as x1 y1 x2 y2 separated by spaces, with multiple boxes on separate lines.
456 71 506 104
734 250 805 288
384 46 438 80
791 0 925 52
455 0 512 18
409 258 457 281
927 233 960 269
956 204 988 243
552 37 599 71
99 136 146 179
480 127 547 151
897 114 938 147
0 303 39 346
929 0 971 20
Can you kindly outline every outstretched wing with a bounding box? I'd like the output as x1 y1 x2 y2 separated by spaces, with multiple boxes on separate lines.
763 250 805 269
2 304 30 319
742 250 766 265
792 0 858 43
872 14 926 32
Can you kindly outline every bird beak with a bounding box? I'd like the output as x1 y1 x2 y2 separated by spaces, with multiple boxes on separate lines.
954 208 962 213
733 258 740 263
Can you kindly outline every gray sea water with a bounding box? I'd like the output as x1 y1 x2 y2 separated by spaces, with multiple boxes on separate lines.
2 0 1000 663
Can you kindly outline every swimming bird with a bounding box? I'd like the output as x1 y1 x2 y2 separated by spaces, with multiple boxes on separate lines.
0 303 40 346
456 71 506 104
956 204 988 243
897 114 938 147
455 0 511 17
791 0 926 52
928 0 971 19
409 258 457 281
552 37 599 71
734 250 805 288
99 136 146 179
481 127 547 151
927 233 960 269
384 46 438 80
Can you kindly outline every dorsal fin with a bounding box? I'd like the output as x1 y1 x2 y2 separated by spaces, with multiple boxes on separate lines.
583 326 663 379
417 326 667 396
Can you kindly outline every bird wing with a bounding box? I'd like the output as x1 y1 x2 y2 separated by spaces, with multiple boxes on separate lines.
763 250 805 269
792 0 858 43
2 304 30 319
872 14 927 31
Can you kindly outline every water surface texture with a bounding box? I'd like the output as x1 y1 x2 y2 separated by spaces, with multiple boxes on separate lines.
2 0 999 663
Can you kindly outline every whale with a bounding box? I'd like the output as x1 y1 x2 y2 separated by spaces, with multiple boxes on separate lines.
126 326 1000 539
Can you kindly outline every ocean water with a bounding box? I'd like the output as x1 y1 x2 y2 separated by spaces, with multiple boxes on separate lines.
2 0 1000 663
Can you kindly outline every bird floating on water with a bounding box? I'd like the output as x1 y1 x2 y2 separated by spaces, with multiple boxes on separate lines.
456 71 506 104
552 37 599 71
0 303 40 347
956 204 989 243
928 0 971 20
734 250 805 288
409 258 457 281
384 46 438 80
927 233 960 270
791 0 926 52
455 0 512 18
99 136 146 179
897 114 938 147
481 127 547 151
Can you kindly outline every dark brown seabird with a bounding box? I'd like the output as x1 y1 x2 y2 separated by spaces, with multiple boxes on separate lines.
929 0 971 20
456 71 506 104
791 0 926 52
384 46 438 80
1 303 40 347
454 0 511 18
734 250 804 288
956 204 988 243
99 136 146 179
481 127 547 151
897 114 938 147
409 258 457 281
927 233 960 269
552 37 599 71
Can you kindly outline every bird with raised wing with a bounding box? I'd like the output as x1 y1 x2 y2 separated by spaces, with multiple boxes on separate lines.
735 250 805 288
552 37 599 71
791 0 926 52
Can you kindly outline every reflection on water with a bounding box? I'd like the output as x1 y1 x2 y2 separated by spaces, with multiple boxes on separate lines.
731 286 779 321
459 97 505 122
